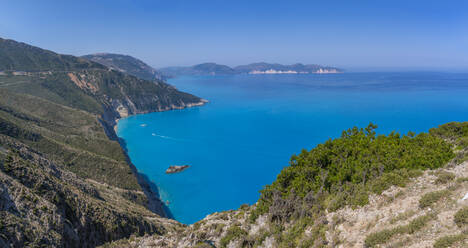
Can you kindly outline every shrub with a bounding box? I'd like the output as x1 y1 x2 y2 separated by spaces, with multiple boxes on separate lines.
219 225 248 248
364 213 434 247
257 124 454 220
457 177 468 183
418 190 450 208
194 242 213 248
435 171 456 184
433 233 467 248
454 207 468 227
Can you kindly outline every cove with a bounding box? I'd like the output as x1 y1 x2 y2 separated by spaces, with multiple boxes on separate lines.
117 72 468 224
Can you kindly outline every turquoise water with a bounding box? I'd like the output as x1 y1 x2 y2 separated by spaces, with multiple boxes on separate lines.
117 72 468 224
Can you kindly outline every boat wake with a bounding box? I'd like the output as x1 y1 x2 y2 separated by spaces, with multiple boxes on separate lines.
152 133 181 141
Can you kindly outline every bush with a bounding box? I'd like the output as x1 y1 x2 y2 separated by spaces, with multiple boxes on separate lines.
194 242 213 248
364 213 434 247
457 177 468 183
454 207 468 227
257 124 454 220
418 190 450 208
219 225 248 248
433 233 467 248
435 171 456 184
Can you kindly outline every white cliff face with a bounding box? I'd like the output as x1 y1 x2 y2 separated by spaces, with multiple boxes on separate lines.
315 68 339 74
248 68 341 74
249 69 299 74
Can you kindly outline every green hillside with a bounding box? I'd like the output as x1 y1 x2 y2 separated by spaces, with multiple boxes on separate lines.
0 38 104 71
0 37 204 247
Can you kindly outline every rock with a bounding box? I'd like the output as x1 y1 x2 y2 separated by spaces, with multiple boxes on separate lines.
165 165 190 174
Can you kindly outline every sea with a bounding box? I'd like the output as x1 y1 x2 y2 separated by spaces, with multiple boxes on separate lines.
116 72 468 224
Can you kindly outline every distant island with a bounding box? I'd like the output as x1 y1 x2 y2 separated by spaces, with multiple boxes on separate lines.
159 62 343 77
80 53 342 79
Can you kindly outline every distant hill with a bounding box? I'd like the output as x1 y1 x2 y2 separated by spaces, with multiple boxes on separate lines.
0 38 104 71
159 62 342 77
82 53 164 81
160 63 236 77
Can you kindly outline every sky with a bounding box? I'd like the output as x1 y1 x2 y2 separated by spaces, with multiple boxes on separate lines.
1 0 467 70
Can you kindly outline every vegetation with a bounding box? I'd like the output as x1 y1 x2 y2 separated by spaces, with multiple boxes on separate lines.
219 225 248 248
454 207 468 228
364 213 435 247
418 190 450 209
433 232 468 248
252 124 454 222
0 37 104 71
435 170 456 184
430 122 468 164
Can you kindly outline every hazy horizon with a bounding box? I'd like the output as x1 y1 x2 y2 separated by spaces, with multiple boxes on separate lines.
1 0 467 70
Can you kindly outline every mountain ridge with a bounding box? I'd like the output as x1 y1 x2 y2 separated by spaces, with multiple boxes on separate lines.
82 53 165 81
0 37 205 247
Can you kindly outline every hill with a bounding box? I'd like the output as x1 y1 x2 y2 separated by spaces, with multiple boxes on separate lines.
159 62 342 77
0 37 205 247
159 63 236 77
0 38 104 71
82 53 164 81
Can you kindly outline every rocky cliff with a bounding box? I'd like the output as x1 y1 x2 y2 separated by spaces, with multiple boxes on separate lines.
0 38 205 247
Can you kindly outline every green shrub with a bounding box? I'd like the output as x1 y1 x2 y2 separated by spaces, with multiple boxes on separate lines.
194 242 213 248
454 207 468 227
257 124 454 220
433 233 467 248
364 229 396 248
435 171 456 184
457 177 468 183
219 225 248 248
418 190 450 208
364 213 434 247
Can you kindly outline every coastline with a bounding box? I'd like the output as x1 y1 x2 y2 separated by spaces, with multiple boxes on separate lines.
110 98 208 219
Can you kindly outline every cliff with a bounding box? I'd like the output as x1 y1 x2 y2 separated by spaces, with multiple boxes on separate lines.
0 38 205 247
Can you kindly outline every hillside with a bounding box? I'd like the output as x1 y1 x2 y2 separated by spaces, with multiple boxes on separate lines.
102 123 468 248
159 63 236 77
0 38 206 129
82 53 164 81
0 38 205 247
0 38 104 72
159 62 342 77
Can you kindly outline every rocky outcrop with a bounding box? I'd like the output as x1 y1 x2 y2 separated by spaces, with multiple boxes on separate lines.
166 165 190 174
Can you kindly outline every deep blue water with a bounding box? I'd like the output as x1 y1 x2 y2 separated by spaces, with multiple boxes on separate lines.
117 72 468 224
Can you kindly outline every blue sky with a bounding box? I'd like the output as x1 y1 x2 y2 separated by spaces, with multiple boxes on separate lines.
1 0 467 70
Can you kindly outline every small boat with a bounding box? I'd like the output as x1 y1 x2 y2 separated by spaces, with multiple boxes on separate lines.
166 165 190 174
